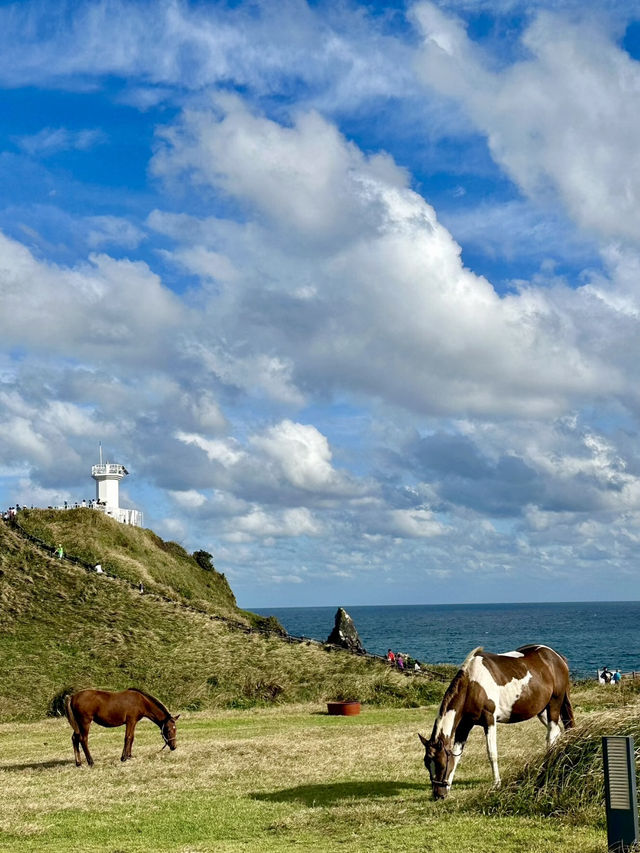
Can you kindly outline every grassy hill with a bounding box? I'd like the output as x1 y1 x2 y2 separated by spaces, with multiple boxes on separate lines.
0 511 447 721
17 508 239 617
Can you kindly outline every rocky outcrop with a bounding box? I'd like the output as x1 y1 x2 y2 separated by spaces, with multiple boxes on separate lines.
326 607 365 654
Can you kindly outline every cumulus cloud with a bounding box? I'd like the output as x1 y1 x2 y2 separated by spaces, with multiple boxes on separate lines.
0 232 183 362
250 420 354 494
152 97 617 419
413 4 640 245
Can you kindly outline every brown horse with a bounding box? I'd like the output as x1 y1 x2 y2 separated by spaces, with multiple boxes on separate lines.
418 644 574 798
65 688 180 766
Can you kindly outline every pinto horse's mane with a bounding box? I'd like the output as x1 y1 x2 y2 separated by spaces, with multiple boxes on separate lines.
438 647 483 716
127 687 171 720
461 646 483 671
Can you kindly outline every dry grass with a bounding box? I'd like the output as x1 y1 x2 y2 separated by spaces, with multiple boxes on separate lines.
0 704 607 852
480 697 640 822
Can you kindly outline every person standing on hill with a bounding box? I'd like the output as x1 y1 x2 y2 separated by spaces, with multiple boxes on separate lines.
387 649 395 665
56 544 64 559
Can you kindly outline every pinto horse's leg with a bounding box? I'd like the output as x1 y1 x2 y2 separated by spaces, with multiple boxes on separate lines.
447 717 474 788
121 718 136 761
484 723 501 787
543 695 565 748
546 706 563 748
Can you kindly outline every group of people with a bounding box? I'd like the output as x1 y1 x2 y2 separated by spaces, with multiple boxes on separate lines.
60 499 105 510
2 505 23 520
599 665 622 684
387 649 421 672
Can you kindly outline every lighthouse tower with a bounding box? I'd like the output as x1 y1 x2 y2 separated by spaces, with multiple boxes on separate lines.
91 446 143 527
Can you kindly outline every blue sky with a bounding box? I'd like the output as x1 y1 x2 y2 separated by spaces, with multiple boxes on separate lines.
2 0 640 609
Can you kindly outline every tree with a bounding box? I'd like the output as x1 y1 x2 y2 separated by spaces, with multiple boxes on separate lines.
192 550 215 571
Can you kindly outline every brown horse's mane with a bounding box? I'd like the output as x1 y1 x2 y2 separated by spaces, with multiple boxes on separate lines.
127 687 171 720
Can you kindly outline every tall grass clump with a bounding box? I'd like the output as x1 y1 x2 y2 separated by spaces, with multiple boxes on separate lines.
479 707 640 823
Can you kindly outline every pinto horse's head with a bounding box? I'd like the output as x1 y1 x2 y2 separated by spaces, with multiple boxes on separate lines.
418 733 453 799
161 715 180 751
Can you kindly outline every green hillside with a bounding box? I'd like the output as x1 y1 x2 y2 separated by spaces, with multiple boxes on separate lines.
17 508 239 617
0 512 447 721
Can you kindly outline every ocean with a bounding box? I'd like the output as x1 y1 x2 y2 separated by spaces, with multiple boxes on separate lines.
253 601 640 679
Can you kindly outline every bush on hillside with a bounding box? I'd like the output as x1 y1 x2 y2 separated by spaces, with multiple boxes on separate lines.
243 611 288 636
193 550 215 571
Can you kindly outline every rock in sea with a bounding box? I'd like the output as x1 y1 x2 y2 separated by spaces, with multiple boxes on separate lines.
326 607 366 654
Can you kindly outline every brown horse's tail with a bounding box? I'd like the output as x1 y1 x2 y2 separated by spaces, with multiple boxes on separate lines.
561 693 575 730
64 694 80 734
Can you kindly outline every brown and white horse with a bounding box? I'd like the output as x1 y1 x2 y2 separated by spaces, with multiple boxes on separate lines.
419 644 574 798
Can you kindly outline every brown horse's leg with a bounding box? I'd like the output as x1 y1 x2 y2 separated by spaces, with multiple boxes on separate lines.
71 732 82 766
79 725 94 767
121 719 136 761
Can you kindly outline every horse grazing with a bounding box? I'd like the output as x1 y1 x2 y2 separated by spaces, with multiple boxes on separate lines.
65 688 180 766
418 644 574 799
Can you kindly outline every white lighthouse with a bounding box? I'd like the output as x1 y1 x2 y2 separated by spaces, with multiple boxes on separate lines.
91 446 143 527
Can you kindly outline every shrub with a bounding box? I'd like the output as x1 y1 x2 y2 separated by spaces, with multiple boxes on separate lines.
193 550 215 571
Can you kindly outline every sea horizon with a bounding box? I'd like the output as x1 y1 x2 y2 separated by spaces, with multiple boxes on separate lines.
253 600 640 678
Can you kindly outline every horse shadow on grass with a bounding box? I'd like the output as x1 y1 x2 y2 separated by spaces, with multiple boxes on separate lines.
252 778 484 806
252 780 425 806
0 759 71 772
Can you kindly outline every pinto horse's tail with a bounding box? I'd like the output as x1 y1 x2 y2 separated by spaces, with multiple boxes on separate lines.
64 694 80 734
561 693 575 730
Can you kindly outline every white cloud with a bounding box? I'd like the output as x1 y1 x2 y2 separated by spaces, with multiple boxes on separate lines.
0 0 414 109
385 508 446 538
17 127 106 156
153 96 408 248
174 433 245 467
0 232 183 361
86 216 145 250
153 97 617 419
413 4 640 245
168 489 207 509
250 420 348 493
224 506 321 542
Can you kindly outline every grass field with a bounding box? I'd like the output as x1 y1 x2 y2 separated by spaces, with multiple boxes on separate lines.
0 702 609 853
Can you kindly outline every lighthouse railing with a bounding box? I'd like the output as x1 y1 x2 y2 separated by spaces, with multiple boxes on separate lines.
91 464 127 477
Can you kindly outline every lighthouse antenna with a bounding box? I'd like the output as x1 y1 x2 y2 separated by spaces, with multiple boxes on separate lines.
99 442 103 466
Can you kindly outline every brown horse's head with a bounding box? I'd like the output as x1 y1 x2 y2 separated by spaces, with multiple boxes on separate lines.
161 715 180 750
418 733 453 800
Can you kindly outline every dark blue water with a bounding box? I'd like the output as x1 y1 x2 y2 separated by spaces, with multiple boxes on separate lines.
253 602 640 678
